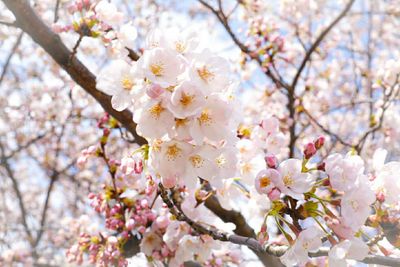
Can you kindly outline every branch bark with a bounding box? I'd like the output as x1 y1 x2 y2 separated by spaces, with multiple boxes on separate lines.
2 0 147 146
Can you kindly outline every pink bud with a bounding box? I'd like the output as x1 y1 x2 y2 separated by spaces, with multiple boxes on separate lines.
146 84 164 99
134 160 143 174
76 1 83 11
314 136 325 149
317 162 326 171
103 128 110 137
303 142 317 159
376 191 385 203
265 154 278 168
267 187 281 200
83 0 91 9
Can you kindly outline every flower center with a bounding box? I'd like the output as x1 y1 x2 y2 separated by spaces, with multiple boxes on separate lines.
150 63 165 77
180 92 195 107
121 77 134 90
350 200 359 210
175 118 188 128
216 155 226 167
175 41 186 53
166 144 182 160
283 174 294 187
242 163 252 174
197 65 214 83
148 102 164 119
198 110 212 125
259 176 271 188
152 139 163 152
189 155 204 168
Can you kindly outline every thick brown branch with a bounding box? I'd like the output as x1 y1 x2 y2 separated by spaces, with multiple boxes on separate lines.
2 0 147 145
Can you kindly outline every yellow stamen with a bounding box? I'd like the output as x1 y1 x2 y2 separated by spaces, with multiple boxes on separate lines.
175 41 186 53
283 174 294 187
148 103 164 119
175 118 188 128
198 109 212 125
180 92 195 107
166 144 182 160
189 155 204 168
197 65 214 83
216 155 226 167
150 63 164 76
121 77 134 90
259 176 271 188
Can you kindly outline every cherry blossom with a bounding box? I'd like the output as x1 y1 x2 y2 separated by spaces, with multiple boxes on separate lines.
2 1 400 267
341 181 376 231
328 238 369 267
97 60 142 111
276 159 315 200
280 226 324 266
325 152 365 192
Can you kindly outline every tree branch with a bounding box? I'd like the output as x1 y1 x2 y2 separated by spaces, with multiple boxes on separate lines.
0 31 23 85
160 183 400 267
290 0 355 89
2 0 147 146
0 142 34 245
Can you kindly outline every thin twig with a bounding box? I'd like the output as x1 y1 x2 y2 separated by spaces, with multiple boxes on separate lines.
0 31 23 85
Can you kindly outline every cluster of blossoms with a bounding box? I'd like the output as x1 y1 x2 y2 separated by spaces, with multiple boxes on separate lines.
65 1 400 267
242 15 285 68
54 0 137 57
97 26 240 190
252 135 400 266
69 113 241 266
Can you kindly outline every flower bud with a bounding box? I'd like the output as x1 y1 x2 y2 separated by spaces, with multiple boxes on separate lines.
103 128 110 137
134 160 143 174
376 191 385 203
267 187 281 200
314 136 325 149
265 154 278 168
303 142 317 159
317 162 326 171
146 84 164 99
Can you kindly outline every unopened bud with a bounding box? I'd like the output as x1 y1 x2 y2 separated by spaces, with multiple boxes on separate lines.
376 191 385 203
303 143 317 159
314 136 325 149
317 162 326 171
265 154 278 169
146 84 164 99
267 187 281 200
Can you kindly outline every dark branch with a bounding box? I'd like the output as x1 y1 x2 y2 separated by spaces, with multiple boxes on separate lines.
0 31 23 85
2 0 147 146
290 0 355 89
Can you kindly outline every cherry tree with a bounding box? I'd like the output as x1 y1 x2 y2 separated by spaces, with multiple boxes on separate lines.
1 0 400 266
